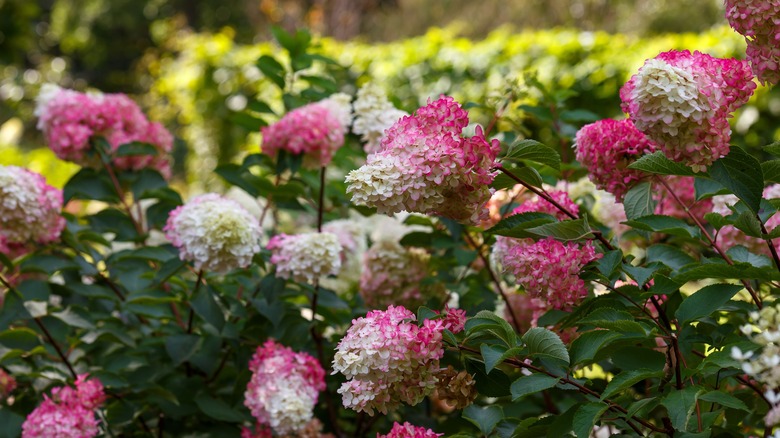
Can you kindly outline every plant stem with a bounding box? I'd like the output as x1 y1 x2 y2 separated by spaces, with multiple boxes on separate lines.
317 166 326 232
759 219 780 272
186 270 204 334
97 150 145 238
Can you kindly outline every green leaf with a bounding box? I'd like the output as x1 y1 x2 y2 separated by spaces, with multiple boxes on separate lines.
0 327 39 350
596 250 623 276
0 407 24 438
704 212 729 230
194 394 247 422
600 369 661 400
694 178 726 200
51 308 94 329
165 334 201 365
761 160 780 183
115 142 157 157
569 330 623 365
764 140 780 157
256 55 286 89
492 166 544 189
525 217 593 241
191 285 225 331
708 147 763 213
733 211 763 237
662 386 704 431
675 283 743 324
699 390 749 412
229 111 267 131
502 139 561 170
627 151 696 176
487 212 557 238
63 168 119 203
522 327 569 364
510 374 560 401
247 100 275 114
623 182 657 220
480 344 522 374
673 262 780 282
624 215 700 238
645 244 695 271
726 245 772 268
572 402 609 438
463 405 503 435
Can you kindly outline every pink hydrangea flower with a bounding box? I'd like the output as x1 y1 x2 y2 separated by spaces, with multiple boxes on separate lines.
0 368 16 400
21 374 105 438
510 190 579 220
36 84 174 177
261 94 351 168
653 176 713 221
620 50 756 172
377 422 443 438
267 232 343 284
244 340 326 435
164 194 262 273
0 165 65 256
574 118 658 200
346 96 501 224
358 240 445 310
714 184 780 255
725 0 780 85
332 305 446 415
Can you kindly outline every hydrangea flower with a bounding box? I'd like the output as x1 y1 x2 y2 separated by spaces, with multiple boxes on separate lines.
712 184 780 255
377 422 443 438
35 84 173 177
0 368 16 400
359 240 446 310
0 165 65 256
352 83 408 154
574 118 658 200
333 305 460 415
261 93 352 168
620 50 756 172
164 194 262 273
653 176 713 221
725 0 780 85
22 374 106 438
345 96 501 224
267 232 342 284
244 340 326 435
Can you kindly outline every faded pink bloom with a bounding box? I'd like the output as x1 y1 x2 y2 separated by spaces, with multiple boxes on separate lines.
0 165 65 256
21 374 105 438
267 232 342 284
377 422 442 438
620 50 756 172
725 0 780 85
261 94 351 168
510 190 579 221
574 119 658 200
332 305 446 415
438 306 467 333
346 96 501 224
244 340 326 435
35 84 173 177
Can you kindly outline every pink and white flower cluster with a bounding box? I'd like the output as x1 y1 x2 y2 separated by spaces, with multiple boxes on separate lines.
21 374 106 438
0 165 65 257
620 50 755 172
653 176 713 221
244 340 326 435
267 232 343 284
164 194 262 273
36 84 173 177
359 240 446 310
495 191 600 309
574 118 658 200
352 83 408 154
376 422 442 438
345 96 501 224
712 184 780 255
332 305 464 415
725 0 780 85
261 93 352 168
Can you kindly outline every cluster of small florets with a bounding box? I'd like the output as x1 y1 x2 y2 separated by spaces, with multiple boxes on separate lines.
359 239 446 310
333 305 459 415
713 185 780 255
510 190 579 220
574 118 658 200
261 93 352 168
164 194 262 273
725 0 780 85
321 219 367 286
351 83 409 154
654 176 713 221
35 84 173 176
620 50 756 172
0 165 65 257
21 374 106 438
376 422 443 438
345 96 501 224
267 232 343 284
244 340 326 435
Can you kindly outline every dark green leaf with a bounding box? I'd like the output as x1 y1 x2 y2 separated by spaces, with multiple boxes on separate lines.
63 168 119 203
675 283 743 324
733 211 763 237
502 139 561 170
761 160 780 183
463 405 503 435
191 285 225 331
481 344 523 374
627 151 696 176
623 182 656 220
624 215 699 238
0 327 39 350
256 55 286 89
487 212 556 238
699 390 749 412
572 402 609 438
601 369 661 400
525 217 593 241
522 327 569 364
510 374 559 401
0 407 24 438
247 100 274 114
726 245 772 268
662 386 704 431
165 334 201 365
194 394 246 422
674 262 780 282
709 147 763 213
115 142 157 157
569 330 623 365
645 244 695 271
229 112 267 131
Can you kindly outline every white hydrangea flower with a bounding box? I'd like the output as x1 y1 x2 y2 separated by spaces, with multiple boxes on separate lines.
319 92 353 132
267 232 342 284
0 165 64 248
164 193 262 273
352 83 408 153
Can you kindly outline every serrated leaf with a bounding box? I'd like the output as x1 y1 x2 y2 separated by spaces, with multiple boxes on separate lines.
627 397 659 418
645 244 695 271
733 211 763 237
709 147 763 213
704 212 729 230
674 262 780 282
194 394 246 422
726 245 772 268
572 402 609 438
487 212 557 238
662 386 704 431
510 374 560 400
525 217 593 241
694 178 726 200
480 344 522 374
624 215 699 238
522 327 569 364
623 182 656 220
502 139 561 170
596 250 623 276
569 330 623 365
699 390 749 412
627 151 696 176
761 160 780 183
601 369 661 400
675 283 743 324
463 404 503 435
